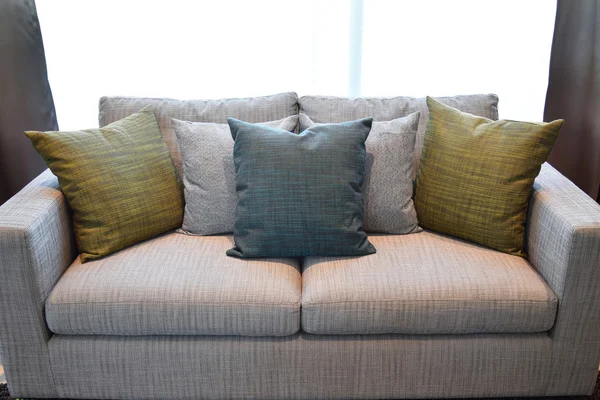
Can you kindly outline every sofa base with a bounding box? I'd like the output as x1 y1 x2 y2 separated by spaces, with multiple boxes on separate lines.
44 332 564 400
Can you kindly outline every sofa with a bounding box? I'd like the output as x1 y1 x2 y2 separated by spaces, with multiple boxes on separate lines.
1 92 600 399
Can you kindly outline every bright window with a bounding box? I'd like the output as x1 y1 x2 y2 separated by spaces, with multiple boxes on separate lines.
36 0 556 130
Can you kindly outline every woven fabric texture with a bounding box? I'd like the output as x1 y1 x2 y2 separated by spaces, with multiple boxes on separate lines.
414 98 563 257
3 162 600 399
227 118 375 258
173 115 299 235
99 92 299 176
0 170 77 397
302 232 557 335
299 94 498 175
25 106 184 262
48 332 553 399
46 232 301 336
299 113 421 234
527 163 600 395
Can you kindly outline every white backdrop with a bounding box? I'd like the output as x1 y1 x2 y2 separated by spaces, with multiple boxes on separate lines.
36 0 556 130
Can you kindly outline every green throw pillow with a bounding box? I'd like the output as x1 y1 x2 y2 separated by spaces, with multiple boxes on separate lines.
227 117 376 258
414 97 563 257
25 106 183 262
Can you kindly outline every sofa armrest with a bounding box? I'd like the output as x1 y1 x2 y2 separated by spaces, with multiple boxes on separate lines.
527 163 600 395
0 169 77 397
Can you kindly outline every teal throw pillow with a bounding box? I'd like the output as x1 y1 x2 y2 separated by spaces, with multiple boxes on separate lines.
227 117 376 258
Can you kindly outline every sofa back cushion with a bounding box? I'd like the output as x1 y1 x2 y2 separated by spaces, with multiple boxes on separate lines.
99 92 299 176
299 94 499 174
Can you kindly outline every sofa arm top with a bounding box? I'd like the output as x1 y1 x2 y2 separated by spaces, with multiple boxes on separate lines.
527 162 600 297
0 169 77 301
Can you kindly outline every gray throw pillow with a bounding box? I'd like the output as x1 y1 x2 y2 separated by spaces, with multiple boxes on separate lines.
173 115 299 235
227 117 376 258
300 113 421 234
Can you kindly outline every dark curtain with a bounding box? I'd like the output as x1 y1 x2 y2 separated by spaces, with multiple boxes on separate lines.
544 0 600 201
0 0 58 205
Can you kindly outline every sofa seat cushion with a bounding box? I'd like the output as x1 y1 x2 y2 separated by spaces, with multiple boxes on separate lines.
46 233 302 336
302 232 557 335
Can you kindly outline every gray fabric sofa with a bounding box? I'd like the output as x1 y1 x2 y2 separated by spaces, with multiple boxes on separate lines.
1 92 600 399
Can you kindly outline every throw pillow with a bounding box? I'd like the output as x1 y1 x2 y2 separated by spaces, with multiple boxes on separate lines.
227 117 376 258
25 106 183 263
414 97 563 256
173 115 299 235
299 113 422 234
